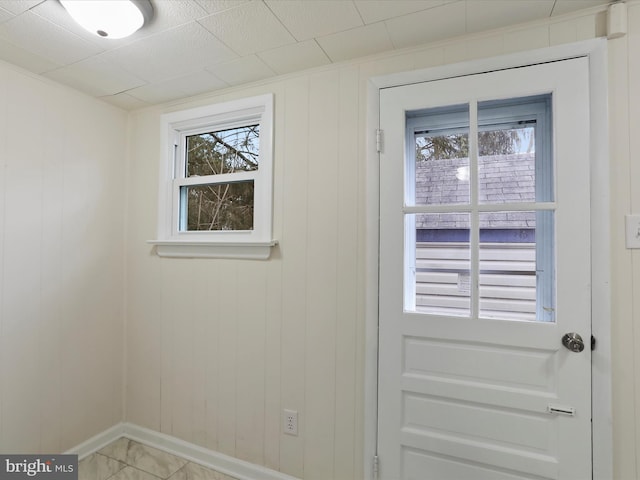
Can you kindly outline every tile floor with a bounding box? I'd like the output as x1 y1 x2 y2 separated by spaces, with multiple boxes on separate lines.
78 438 238 480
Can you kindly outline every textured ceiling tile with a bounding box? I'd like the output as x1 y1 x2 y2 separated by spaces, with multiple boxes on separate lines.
136 0 209 36
258 39 330 75
0 37 61 74
104 23 237 82
0 7 14 25
317 22 394 63
195 0 252 14
266 0 363 41
354 0 458 24
208 54 275 85
552 0 609 16
198 1 295 56
127 70 228 104
30 0 108 49
466 0 554 34
0 0 613 109
0 11 103 65
385 1 465 49
0 0 40 15
99 92 149 111
43 57 147 97
32 0 209 49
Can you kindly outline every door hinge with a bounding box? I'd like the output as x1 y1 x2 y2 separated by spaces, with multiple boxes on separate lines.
591 335 596 351
373 454 379 480
376 129 383 153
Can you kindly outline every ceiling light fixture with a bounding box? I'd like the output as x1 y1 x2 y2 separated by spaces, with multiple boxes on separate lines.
60 0 153 39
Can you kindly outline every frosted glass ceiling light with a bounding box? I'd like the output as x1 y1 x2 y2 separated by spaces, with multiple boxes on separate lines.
60 0 153 39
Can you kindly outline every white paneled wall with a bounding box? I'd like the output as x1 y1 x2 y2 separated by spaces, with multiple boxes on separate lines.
613 5 640 478
0 61 127 452
6 2 640 478
120 3 636 480
126 67 362 479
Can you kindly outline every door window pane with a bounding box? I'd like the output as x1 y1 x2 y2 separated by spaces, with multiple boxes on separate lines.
405 95 555 322
479 126 537 204
478 210 555 322
409 213 471 317
410 105 470 206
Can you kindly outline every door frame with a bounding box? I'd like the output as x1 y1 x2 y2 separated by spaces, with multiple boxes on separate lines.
364 39 611 480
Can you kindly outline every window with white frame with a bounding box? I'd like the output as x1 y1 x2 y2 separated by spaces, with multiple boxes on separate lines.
152 94 275 259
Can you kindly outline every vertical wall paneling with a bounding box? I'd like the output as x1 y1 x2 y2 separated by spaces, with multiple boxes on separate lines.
279 76 311 478
503 25 549 54
333 66 360 480
264 254 283 471
0 63 5 450
159 261 175 436
125 108 164 433
263 84 286 471
118 4 640 479
304 70 340 480
607 12 637 479
191 261 210 448
0 63 126 452
467 34 504 61
202 261 221 452
216 261 239 457
608 4 640 478
235 261 267 465
169 261 197 442
38 91 66 452
2 74 44 452
1 2 633 475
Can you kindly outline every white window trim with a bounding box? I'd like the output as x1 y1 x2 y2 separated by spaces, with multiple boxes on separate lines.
150 94 276 259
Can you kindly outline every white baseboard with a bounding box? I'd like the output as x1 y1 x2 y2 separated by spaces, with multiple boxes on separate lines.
63 423 126 459
65 422 300 480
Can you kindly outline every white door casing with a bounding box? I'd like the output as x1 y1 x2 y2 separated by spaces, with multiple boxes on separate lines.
378 58 592 479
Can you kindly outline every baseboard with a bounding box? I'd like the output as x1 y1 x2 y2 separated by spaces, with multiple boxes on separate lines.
65 422 300 480
63 423 126 459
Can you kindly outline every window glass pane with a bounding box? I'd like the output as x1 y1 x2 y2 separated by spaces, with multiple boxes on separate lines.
478 210 555 322
478 126 537 204
181 181 254 231
412 107 470 206
186 124 259 177
410 213 471 317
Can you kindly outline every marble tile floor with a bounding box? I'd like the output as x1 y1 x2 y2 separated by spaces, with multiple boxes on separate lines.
78 438 238 480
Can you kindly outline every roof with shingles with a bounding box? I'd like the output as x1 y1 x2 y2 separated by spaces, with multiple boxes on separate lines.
416 152 536 229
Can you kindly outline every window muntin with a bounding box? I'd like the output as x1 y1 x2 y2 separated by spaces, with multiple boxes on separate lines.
404 95 554 322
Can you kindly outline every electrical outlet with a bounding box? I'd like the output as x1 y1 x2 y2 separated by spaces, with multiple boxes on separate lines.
283 409 298 436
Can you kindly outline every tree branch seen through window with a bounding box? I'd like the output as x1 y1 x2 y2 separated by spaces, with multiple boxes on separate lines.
184 125 259 231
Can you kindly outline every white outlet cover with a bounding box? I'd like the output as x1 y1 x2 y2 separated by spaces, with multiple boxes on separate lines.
283 409 298 436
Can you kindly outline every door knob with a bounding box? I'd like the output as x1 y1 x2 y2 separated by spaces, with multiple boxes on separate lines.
562 333 585 352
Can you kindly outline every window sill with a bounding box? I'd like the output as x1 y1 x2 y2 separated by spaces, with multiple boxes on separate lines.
148 240 278 260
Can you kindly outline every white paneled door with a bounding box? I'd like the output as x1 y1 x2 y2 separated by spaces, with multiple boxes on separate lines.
378 58 591 479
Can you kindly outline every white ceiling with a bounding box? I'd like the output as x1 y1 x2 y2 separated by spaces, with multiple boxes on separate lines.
0 0 610 109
